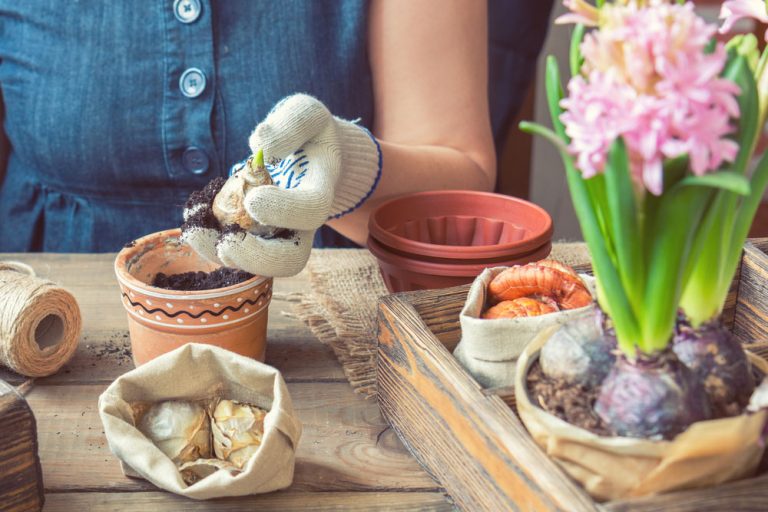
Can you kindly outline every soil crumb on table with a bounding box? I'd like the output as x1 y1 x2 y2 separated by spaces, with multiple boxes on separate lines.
527 361 612 436
151 267 253 291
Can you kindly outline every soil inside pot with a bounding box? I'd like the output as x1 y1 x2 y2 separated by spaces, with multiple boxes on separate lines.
151 267 254 291
526 360 612 436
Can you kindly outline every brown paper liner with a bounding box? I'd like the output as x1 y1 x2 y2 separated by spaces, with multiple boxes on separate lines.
515 328 768 501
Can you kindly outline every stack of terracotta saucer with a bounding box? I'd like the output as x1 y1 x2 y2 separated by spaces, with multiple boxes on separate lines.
367 191 554 293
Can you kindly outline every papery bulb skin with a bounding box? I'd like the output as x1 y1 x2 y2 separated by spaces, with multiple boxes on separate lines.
211 399 267 469
674 316 755 417
540 306 616 388
136 400 211 464
595 349 712 440
212 154 276 237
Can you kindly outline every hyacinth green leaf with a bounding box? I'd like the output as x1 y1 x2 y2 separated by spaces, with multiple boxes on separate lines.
679 56 756 326
720 150 768 301
722 55 759 175
680 193 728 325
518 122 569 155
604 138 643 316
539 55 639 354
726 34 759 71
570 24 586 78
641 157 687 269
545 56 568 140
677 172 751 195
642 185 713 351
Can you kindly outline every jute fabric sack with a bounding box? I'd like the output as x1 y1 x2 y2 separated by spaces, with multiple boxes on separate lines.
516 330 768 501
453 267 594 388
98 343 302 499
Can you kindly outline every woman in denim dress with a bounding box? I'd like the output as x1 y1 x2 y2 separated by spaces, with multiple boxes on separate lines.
0 1 553 269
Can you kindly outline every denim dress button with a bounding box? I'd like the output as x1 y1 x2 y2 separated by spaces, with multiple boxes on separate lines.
179 68 206 98
182 147 209 175
173 0 201 24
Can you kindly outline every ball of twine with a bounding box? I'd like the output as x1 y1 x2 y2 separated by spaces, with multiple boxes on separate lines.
0 262 81 377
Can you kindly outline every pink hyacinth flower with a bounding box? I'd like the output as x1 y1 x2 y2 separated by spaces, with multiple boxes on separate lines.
560 1 741 195
720 0 768 40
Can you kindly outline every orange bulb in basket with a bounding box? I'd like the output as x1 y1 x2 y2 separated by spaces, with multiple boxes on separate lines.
481 297 559 319
485 260 592 315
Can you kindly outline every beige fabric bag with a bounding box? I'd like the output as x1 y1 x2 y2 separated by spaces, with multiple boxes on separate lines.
516 330 768 501
453 267 594 388
98 343 302 500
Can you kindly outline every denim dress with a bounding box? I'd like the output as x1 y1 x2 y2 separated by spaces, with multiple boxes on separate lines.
0 0 552 252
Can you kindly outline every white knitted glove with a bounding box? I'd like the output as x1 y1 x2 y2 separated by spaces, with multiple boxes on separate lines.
181 94 382 278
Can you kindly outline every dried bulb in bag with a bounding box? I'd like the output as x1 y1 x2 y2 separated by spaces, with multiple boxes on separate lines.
211 399 267 469
212 149 277 237
136 400 212 464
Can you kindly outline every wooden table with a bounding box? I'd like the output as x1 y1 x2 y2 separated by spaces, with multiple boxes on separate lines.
0 253 452 511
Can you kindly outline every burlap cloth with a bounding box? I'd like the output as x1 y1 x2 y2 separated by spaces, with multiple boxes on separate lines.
287 243 592 398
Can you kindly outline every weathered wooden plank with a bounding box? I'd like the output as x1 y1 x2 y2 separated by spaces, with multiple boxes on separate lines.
0 327 345 386
377 296 597 512
43 491 455 511
400 286 467 352
733 242 768 345
25 382 439 493
603 472 768 512
0 381 45 512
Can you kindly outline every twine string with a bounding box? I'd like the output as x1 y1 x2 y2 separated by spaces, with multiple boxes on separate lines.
0 262 81 377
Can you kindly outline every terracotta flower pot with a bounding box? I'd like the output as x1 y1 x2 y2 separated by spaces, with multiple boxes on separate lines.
114 229 272 365
368 236 552 293
367 191 554 293
369 190 553 260
515 328 768 501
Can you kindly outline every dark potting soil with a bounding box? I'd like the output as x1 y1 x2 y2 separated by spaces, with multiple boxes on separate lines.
151 267 254 291
219 222 297 243
262 227 296 240
526 360 612 437
181 177 227 231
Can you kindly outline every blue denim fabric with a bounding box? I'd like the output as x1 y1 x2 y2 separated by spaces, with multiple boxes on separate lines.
0 0 552 252
0 0 372 251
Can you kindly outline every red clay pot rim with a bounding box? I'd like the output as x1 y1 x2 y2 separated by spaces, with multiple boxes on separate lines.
368 190 553 260
114 228 268 300
374 236 552 265
368 236 552 277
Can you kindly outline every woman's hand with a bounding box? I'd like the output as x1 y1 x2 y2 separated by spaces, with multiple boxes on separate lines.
180 94 382 277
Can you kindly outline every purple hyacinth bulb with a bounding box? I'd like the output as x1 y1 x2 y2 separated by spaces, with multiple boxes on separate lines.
674 316 754 417
595 349 712 440
540 306 616 388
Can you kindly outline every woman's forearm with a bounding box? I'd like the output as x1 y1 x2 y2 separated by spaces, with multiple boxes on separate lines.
329 0 496 245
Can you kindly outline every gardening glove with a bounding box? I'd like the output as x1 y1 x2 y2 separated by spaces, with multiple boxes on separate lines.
181 94 382 278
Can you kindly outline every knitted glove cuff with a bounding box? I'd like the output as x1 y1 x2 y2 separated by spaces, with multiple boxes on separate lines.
329 120 382 219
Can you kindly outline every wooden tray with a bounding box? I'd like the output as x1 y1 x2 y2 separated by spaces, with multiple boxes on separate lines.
377 240 768 511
